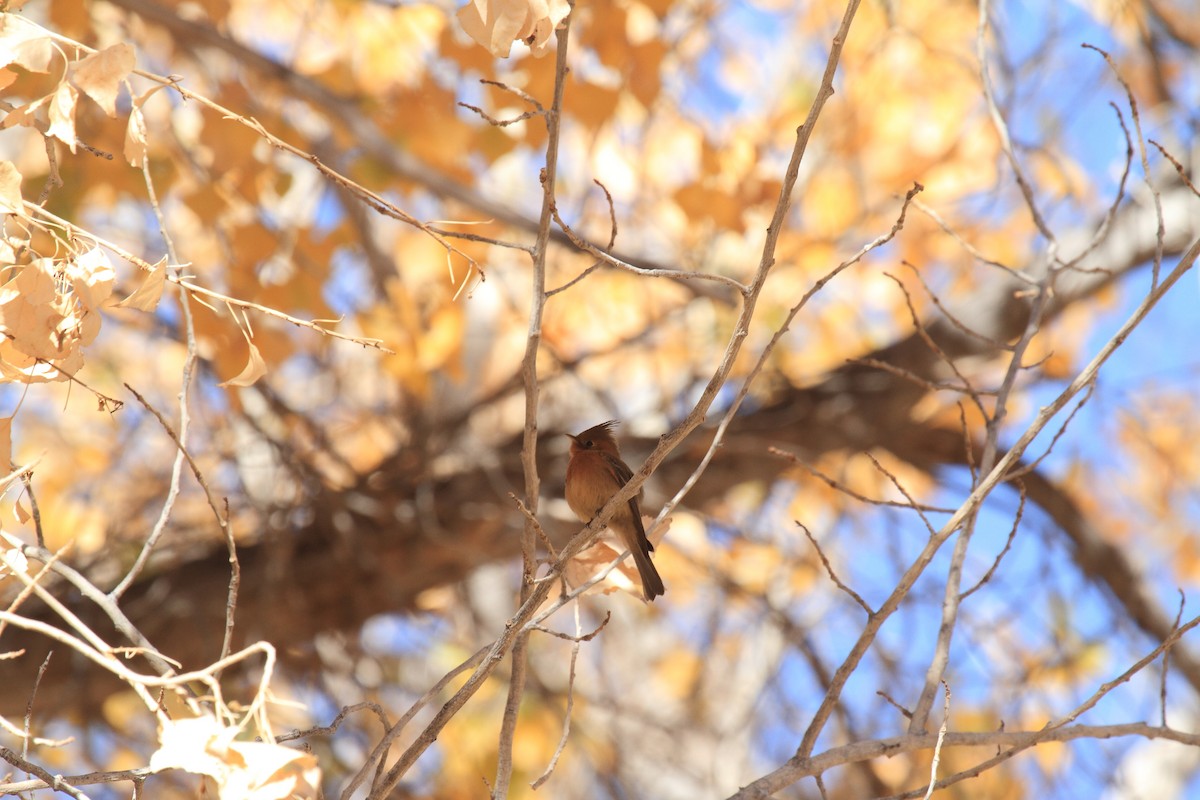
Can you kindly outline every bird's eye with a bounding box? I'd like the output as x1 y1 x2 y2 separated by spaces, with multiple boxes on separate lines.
584 440 593 447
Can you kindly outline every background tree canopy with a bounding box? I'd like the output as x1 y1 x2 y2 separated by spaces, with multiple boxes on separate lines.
1 0 1200 797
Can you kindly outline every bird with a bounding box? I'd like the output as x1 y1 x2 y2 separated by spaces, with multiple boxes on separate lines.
565 420 665 601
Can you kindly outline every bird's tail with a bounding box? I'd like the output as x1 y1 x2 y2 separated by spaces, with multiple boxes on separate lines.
632 544 666 601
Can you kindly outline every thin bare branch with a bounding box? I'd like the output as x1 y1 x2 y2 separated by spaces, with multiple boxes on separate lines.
796 521 872 615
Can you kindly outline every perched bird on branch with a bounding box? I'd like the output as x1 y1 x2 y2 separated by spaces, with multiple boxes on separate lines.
565 420 665 601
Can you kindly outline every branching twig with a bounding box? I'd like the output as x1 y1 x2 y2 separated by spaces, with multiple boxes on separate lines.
491 8 577 796
959 481 1025 600
741 235 1200 796
771 447 953 513
796 521 872 615
363 4 865 794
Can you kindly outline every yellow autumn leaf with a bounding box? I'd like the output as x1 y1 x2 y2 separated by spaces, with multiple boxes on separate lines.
150 716 321 800
71 42 135 118
118 257 168 311
0 15 55 73
124 84 167 167
124 103 147 167
0 160 22 216
45 82 79 152
219 337 268 388
64 247 116 311
456 0 570 58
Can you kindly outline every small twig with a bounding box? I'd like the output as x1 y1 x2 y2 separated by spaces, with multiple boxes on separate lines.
511 493 558 559
548 202 750 296
110 153 198 599
178 279 392 351
957 402 978 484
910 201 1036 286
0 713 71 746
342 644 490 800
22 651 52 762
459 78 546 127
876 690 913 719
901 260 1016 352
592 179 618 250
1162 590 1185 728
848 357 992 399
426 224 533 252
19 473 44 549
458 102 544 127
0 747 87 799
545 261 603 297
1149 139 1200 198
531 605 600 789
881 271 989 417
217 498 240 669
1061 102 1134 272
1082 43 1164 288
22 545 184 683
978 0 1057 247
1005 384 1094 480
862 452 936 537
530 611 611 644
771 447 953 513
797 521 872 615
960 481 1025 600
121 385 240 670
921 682 951 800
276 702 392 744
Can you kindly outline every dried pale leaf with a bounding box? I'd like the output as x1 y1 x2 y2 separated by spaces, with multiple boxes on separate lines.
122 83 169 166
1 545 27 577
0 416 10 478
0 161 23 217
564 536 624 595
14 496 30 524
456 0 569 58
0 260 62 362
219 339 267 388
0 340 70 383
150 716 319 800
71 43 135 118
8 258 57 304
124 103 147 167
0 16 54 72
221 741 320 800
118 257 167 311
45 83 79 153
149 716 232 779
563 516 671 598
0 94 49 131
65 247 115 310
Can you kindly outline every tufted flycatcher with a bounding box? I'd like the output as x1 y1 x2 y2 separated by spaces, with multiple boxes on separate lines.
565 420 665 601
